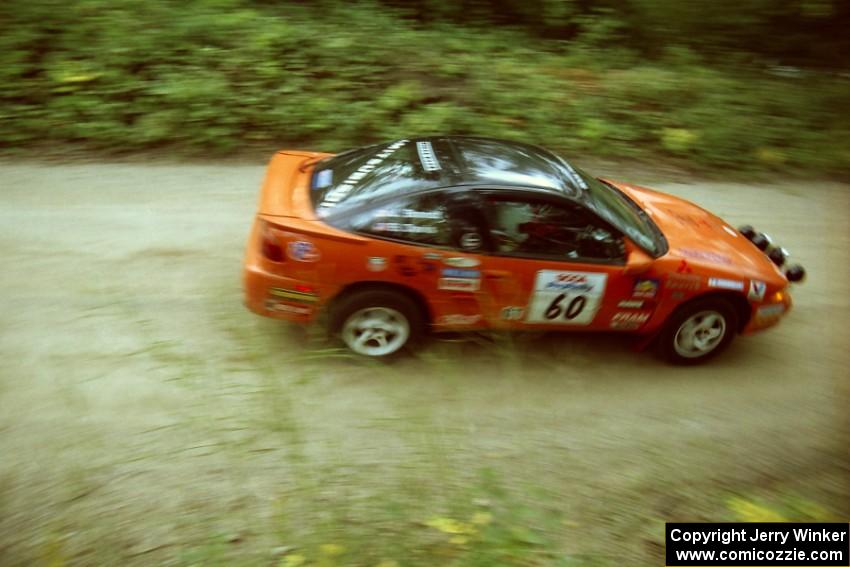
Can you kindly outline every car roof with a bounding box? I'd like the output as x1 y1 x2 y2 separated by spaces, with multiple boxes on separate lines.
313 135 590 219
413 136 582 197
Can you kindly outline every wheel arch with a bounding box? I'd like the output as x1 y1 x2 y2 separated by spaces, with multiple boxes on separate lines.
677 291 751 332
328 281 433 326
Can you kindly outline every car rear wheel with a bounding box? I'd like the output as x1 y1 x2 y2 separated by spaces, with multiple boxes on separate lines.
658 298 738 365
332 290 423 358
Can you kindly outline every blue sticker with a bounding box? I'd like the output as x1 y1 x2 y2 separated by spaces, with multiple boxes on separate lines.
287 240 321 262
314 169 333 189
442 268 481 279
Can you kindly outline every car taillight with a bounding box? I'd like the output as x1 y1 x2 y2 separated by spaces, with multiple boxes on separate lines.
260 221 285 262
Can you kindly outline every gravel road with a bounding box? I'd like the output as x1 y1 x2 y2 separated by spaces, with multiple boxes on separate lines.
1 161 847 565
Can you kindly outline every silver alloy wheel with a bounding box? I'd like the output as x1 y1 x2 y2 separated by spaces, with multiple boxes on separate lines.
341 306 410 357
673 310 727 358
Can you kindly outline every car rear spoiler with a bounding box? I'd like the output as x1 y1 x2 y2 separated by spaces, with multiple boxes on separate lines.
257 213 370 245
257 150 331 219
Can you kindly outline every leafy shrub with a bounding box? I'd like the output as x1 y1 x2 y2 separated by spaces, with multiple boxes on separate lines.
0 0 848 173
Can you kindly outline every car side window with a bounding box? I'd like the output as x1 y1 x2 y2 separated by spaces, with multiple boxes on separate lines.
347 194 453 247
445 198 489 252
486 197 625 262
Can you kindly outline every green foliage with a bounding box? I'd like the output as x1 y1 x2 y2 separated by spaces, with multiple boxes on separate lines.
386 0 850 68
0 0 848 173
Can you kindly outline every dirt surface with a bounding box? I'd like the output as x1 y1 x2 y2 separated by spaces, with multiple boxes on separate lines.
1 162 848 565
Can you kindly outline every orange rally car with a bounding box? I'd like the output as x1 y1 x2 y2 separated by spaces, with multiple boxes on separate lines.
243 136 805 364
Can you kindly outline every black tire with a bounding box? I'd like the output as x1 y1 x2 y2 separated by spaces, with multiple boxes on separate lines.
330 289 424 358
657 297 738 365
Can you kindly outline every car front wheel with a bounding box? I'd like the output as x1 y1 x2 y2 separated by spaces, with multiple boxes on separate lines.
658 298 738 365
332 290 423 358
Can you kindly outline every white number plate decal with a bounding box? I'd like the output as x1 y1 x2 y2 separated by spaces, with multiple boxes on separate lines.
526 270 607 325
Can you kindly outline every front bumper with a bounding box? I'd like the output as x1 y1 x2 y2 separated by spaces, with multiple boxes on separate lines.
742 291 793 334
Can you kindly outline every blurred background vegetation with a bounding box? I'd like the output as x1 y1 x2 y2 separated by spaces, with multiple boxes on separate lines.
1 0 849 173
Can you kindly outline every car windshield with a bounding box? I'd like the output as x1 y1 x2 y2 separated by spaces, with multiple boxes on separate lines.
572 168 666 257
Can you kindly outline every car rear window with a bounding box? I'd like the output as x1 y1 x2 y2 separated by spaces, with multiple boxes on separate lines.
343 193 454 247
311 139 451 216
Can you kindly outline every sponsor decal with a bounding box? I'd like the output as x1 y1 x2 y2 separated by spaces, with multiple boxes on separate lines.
392 255 436 277
366 257 387 272
676 259 693 274
527 270 607 325
500 306 525 320
320 139 408 207
402 209 442 219
265 300 313 316
438 277 480 292
561 162 589 191
459 232 483 250
443 257 479 268
372 222 437 234
617 299 644 309
416 141 442 172
667 210 713 230
375 208 443 220
442 268 480 279
394 255 417 277
632 278 660 298
667 274 702 291
748 280 767 301
708 277 745 291
437 314 482 326
314 169 333 189
680 249 733 265
610 311 650 330
756 304 785 318
269 287 318 303
544 272 594 293
424 252 443 260
287 240 321 262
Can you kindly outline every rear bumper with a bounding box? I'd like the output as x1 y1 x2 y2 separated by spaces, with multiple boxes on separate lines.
242 222 321 324
243 264 320 323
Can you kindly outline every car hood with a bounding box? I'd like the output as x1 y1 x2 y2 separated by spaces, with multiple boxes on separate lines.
608 180 786 285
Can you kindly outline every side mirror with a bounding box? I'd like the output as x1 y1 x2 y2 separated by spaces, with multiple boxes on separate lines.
623 247 653 275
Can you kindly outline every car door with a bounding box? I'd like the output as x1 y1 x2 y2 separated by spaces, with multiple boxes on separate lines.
474 192 657 332
337 190 493 327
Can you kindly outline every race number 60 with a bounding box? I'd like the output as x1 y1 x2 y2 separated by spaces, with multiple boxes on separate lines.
544 293 587 320
527 270 607 325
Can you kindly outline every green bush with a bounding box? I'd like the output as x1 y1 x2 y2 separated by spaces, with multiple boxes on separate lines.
0 0 848 173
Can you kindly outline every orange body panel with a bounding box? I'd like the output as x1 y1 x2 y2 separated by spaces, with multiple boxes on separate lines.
243 152 793 337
